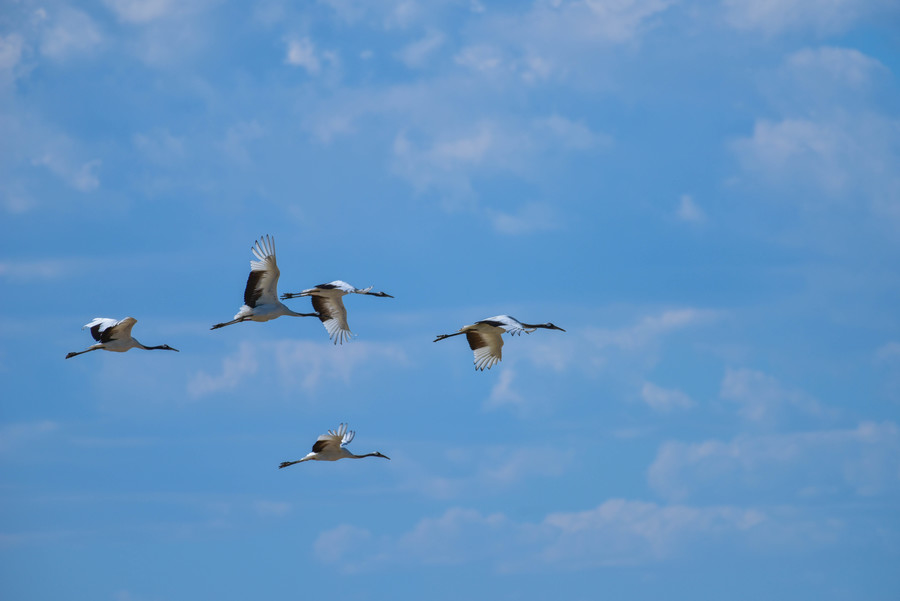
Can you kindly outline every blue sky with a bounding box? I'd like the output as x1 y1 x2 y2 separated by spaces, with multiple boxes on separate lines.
2 0 900 599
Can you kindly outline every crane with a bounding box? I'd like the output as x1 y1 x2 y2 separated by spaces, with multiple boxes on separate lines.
278 423 390 467
433 315 565 370
211 235 318 330
65 317 179 359
281 280 393 344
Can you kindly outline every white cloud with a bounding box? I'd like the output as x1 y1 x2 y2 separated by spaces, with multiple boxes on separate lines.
676 194 706 223
133 128 187 165
314 524 372 564
285 37 339 75
720 367 829 423
33 154 101 192
486 202 560 235
315 499 772 571
535 114 611 150
456 0 673 83
285 37 319 73
640 381 695 412
648 421 900 502
0 421 59 453
485 368 523 409
396 30 445 68
103 0 180 23
453 44 504 73
188 339 409 399
733 46 900 218
783 46 886 90
588 308 715 352
39 8 103 60
393 443 573 499
0 33 24 72
732 115 900 212
721 0 894 35
188 341 260 397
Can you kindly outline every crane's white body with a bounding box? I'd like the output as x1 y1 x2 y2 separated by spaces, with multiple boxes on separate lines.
433 315 565 371
281 280 393 344
279 423 390 467
211 235 317 329
66 317 179 359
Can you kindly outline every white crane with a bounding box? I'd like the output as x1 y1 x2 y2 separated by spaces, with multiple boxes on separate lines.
433 315 565 370
65 317 179 359
281 280 393 344
278 423 390 467
211 235 318 330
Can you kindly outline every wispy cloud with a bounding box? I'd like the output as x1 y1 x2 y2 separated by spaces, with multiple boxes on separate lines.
720 367 830 424
39 8 103 60
315 498 777 571
391 442 573 500
103 0 181 24
648 421 900 502
485 202 560 235
0 420 59 454
396 30 446 68
188 339 410 399
676 194 706 223
640 381 696 412
732 46 900 218
720 0 894 35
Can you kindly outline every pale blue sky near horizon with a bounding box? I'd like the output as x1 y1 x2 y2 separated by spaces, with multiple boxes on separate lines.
2 1 900 600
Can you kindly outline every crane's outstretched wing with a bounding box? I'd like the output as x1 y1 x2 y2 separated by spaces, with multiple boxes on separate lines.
311 296 352 344
84 317 137 342
312 423 355 452
466 331 503 371
244 235 280 308
479 315 530 336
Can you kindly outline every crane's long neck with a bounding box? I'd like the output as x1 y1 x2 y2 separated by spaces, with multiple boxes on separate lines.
520 323 558 330
351 452 389 459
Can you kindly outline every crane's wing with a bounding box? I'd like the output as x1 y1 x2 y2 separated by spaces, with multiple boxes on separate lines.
479 315 529 336
319 280 356 293
244 235 280 308
312 423 355 452
84 317 135 342
311 295 352 344
466 330 503 371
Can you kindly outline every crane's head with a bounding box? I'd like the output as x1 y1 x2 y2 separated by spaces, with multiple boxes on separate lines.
159 344 180 352
544 323 566 332
370 451 391 460
369 291 394 298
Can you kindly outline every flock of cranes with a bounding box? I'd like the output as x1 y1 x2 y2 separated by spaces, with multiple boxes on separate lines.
66 235 565 465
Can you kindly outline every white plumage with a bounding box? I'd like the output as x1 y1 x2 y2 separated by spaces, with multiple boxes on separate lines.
211 235 318 330
66 317 179 359
278 423 390 467
281 280 393 344
433 315 565 370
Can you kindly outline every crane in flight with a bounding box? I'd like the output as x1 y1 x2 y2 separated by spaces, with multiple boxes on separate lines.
66 317 179 359
211 235 318 330
279 423 390 467
433 315 565 370
281 280 393 344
